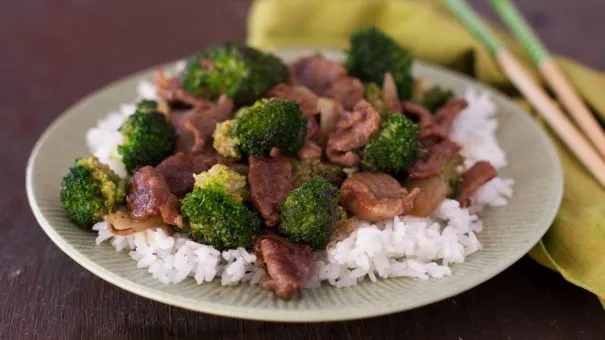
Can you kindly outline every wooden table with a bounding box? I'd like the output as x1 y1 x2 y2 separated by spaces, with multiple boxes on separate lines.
2 1 604 338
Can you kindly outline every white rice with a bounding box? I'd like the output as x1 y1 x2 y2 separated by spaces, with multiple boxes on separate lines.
87 71 514 288
93 222 265 286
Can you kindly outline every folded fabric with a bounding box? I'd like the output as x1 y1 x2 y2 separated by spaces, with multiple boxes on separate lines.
248 0 605 306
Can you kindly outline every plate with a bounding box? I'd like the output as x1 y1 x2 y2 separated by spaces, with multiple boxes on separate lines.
26 49 563 322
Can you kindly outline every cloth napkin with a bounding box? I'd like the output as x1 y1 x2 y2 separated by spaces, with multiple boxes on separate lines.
247 0 605 306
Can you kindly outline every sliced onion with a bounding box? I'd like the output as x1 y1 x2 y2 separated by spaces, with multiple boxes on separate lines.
382 72 400 112
317 97 342 143
157 98 172 118
107 208 172 236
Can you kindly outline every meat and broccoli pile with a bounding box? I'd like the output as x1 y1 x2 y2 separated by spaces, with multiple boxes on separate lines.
59 27 498 300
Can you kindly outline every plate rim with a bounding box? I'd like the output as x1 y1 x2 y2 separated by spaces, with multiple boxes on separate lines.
26 49 564 322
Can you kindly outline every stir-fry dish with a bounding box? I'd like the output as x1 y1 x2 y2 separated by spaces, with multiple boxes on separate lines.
60 27 513 300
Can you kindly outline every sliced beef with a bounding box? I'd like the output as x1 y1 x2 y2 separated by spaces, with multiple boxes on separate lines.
325 76 365 110
326 100 381 167
401 101 434 133
456 161 498 207
297 116 322 160
254 234 315 300
170 111 195 153
289 56 347 94
326 148 360 168
180 112 217 155
207 95 235 121
248 155 293 226
297 140 322 160
127 166 184 228
193 148 234 168
155 69 212 109
420 99 467 141
155 152 220 197
340 172 420 222
155 153 200 198
179 95 234 154
403 97 467 180
289 56 365 110
433 99 467 133
267 83 319 116
402 99 467 146
408 139 462 179
306 115 320 141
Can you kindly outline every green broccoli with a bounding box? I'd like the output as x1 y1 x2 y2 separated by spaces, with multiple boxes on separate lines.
231 98 307 156
192 164 249 201
181 165 259 250
361 113 421 173
418 86 454 113
117 100 177 175
291 159 345 188
134 99 157 113
212 119 241 159
211 107 252 160
364 82 385 113
181 187 261 250
59 156 125 229
181 43 289 105
345 27 414 100
234 106 250 119
411 77 455 112
279 177 340 250
443 159 462 198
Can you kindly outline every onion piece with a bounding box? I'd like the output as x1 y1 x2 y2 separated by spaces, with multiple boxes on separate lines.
317 97 343 143
107 208 172 236
382 72 400 112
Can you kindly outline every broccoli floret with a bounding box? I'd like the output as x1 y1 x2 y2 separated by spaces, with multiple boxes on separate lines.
181 187 261 250
364 82 394 119
291 159 345 188
234 106 250 119
182 165 257 249
361 113 421 173
135 99 158 113
411 77 455 112
345 27 414 100
212 119 241 159
181 43 289 105
59 156 125 229
231 98 307 156
279 177 340 250
192 164 249 201
117 100 177 175
418 86 454 113
443 159 463 198
364 82 385 113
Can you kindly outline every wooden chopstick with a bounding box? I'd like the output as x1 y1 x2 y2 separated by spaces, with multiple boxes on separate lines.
443 0 605 188
489 0 605 159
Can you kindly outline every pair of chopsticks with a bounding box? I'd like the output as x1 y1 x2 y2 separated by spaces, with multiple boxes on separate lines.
443 0 605 188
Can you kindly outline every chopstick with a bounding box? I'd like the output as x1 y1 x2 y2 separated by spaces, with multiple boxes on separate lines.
489 0 605 159
442 0 605 188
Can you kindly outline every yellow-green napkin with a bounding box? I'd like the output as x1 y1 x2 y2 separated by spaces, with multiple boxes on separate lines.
247 0 605 306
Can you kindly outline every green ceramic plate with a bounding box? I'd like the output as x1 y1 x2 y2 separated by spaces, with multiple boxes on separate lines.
26 49 563 322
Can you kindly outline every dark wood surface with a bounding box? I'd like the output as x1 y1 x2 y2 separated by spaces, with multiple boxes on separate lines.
2 1 604 339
